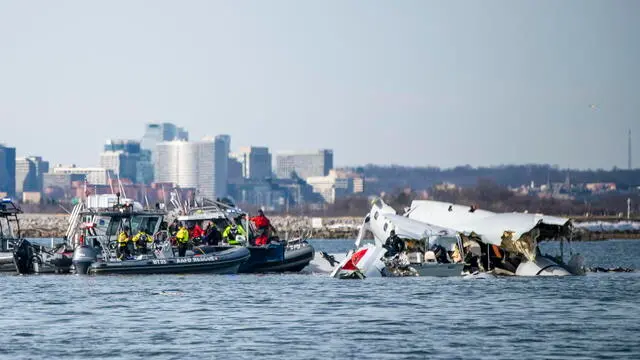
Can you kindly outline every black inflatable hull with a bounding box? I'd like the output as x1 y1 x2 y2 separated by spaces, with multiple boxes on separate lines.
196 243 315 273
87 247 250 275
254 244 315 273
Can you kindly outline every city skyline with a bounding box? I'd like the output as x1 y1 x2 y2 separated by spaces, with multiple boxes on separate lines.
1 1 639 169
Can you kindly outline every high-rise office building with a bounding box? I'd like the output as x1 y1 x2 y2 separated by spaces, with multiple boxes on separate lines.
214 135 230 198
102 139 150 183
275 149 333 179
155 136 229 199
228 157 243 182
100 151 139 182
136 150 154 185
15 156 49 194
234 146 272 180
0 145 16 197
140 123 189 183
141 123 189 153
15 158 34 195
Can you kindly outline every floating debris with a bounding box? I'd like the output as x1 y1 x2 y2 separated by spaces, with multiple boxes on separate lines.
588 267 635 273
152 290 185 296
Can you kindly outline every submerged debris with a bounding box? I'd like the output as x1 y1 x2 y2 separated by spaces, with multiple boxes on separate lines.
588 267 635 273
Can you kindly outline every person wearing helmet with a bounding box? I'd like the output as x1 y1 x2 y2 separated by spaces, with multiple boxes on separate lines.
223 222 247 245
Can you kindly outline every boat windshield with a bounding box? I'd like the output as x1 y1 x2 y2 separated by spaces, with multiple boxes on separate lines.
98 215 163 237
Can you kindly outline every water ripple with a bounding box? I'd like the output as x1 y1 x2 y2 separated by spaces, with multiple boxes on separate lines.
0 239 639 359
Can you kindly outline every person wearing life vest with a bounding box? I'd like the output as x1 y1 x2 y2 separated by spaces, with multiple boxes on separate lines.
116 226 131 260
223 223 247 245
175 224 190 257
203 221 222 246
168 219 180 236
451 243 462 263
189 222 204 245
133 230 153 255
250 209 271 246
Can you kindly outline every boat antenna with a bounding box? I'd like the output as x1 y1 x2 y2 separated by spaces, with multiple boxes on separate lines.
116 173 127 199
107 171 115 195
57 203 72 215
161 184 167 210
144 187 150 209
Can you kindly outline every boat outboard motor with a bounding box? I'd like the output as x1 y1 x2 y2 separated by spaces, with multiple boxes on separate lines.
13 239 35 274
72 245 97 275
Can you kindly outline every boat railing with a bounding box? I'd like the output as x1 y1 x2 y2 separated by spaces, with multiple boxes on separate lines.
82 235 113 260
65 202 85 243
153 230 171 244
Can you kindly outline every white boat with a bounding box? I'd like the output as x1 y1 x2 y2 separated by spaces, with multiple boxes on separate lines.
329 198 465 279
0 198 23 271
404 200 585 276
1 198 72 274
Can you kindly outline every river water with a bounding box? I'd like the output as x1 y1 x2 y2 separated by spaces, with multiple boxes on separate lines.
0 239 639 359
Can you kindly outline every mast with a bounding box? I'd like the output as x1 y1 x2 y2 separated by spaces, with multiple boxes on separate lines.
629 129 632 170
107 171 115 194
116 173 127 199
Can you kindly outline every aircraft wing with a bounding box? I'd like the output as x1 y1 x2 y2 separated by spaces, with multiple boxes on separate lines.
383 213 458 239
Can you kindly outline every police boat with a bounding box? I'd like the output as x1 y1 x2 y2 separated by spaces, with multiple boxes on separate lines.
69 196 250 275
0 198 73 275
0 198 24 272
176 198 315 273
73 242 250 275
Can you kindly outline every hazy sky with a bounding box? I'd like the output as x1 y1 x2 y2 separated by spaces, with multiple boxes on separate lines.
1 0 638 169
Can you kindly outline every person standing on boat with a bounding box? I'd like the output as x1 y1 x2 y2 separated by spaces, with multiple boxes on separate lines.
250 209 271 246
189 222 204 244
168 219 180 236
116 226 131 260
203 221 221 245
132 230 153 255
223 223 247 245
175 224 190 257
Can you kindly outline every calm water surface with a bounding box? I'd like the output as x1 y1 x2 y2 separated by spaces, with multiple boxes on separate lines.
0 239 639 360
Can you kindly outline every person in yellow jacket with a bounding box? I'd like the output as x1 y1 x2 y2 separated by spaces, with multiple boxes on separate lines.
222 223 246 245
451 243 462 263
132 230 153 255
116 226 131 260
175 224 190 257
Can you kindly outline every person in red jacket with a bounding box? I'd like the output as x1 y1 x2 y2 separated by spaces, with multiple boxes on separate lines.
189 222 204 240
251 209 271 246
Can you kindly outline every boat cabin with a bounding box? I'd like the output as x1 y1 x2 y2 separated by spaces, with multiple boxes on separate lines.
78 205 165 252
0 198 22 253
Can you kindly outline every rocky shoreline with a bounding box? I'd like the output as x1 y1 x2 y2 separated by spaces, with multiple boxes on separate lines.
14 213 640 240
15 214 364 239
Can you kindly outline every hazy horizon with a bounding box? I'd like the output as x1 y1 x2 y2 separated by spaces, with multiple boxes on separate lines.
1 0 638 170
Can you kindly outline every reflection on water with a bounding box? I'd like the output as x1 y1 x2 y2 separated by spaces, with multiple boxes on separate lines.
0 239 639 359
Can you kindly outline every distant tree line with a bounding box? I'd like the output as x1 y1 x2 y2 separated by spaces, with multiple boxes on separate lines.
346 164 640 195
300 178 640 217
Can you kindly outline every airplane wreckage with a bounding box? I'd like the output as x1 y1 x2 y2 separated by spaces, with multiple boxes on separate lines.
323 198 585 279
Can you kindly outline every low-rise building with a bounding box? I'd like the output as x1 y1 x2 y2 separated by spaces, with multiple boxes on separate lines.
51 165 113 185
306 170 354 204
